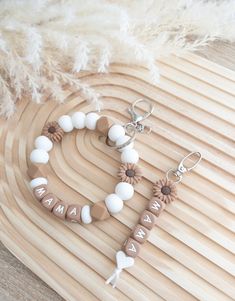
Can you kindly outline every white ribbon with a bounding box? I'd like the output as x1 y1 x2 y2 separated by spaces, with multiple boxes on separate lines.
106 250 135 288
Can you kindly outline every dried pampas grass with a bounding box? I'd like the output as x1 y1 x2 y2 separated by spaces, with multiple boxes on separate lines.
0 0 234 117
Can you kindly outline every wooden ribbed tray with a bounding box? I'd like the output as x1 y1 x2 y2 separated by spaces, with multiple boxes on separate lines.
0 53 234 301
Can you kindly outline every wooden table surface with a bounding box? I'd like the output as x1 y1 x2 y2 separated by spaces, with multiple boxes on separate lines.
0 42 235 301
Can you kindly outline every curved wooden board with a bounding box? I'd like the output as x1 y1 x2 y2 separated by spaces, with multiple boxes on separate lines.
0 54 235 301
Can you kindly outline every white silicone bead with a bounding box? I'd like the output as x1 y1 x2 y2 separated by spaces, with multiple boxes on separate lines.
115 182 134 201
30 149 49 164
108 124 125 142
85 112 100 130
121 148 139 164
29 177 48 189
58 115 73 132
71 111 86 129
116 135 134 152
105 194 123 214
34 135 53 152
81 205 92 224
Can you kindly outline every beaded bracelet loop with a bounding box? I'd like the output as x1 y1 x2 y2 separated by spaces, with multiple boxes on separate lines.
28 100 153 224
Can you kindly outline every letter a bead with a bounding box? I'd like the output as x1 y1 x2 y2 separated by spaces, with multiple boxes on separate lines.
131 224 150 244
147 197 165 217
66 204 82 223
139 210 156 230
123 238 141 258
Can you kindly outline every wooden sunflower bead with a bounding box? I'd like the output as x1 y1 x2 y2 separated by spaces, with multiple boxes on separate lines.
42 121 64 143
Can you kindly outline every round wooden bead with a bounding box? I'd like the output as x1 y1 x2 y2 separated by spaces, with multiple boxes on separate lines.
96 116 114 136
123 238 141 258
41 193 58 211
131 224 150 244
66 204 82 223
58 115 73 132
105 194 123 214
34 135 53 152
33 185 48 200
29 177 48 189
115 135 134 152
115 182 134 201
139 210 156 230
81 205 92 224
148 197 165 217
121 149 139 164
90 201 110 221
71 111 86 129
85 112 100 130
52 201 68 219
30 149 49 164
108 124 125 142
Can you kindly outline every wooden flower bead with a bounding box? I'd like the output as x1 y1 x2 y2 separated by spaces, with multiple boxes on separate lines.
42 121 64 143
90 201 110 221
27 163 48 179
118 163 142 185
41 193 59 211
131 224 150 244
66 204 82 223
139 210 156 230
153 178 177 204
33 185 48 201
123 238 141 258
147 197 165 217
96 116 114 136
52 201 68 220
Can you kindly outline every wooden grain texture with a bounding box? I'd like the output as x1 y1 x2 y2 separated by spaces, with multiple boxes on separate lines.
0 47 235 301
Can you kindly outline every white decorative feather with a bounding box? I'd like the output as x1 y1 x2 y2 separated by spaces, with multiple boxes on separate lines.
0 0 234 117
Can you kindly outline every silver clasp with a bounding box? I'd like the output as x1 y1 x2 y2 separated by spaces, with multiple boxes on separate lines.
166 152 202 183
125 99 154 134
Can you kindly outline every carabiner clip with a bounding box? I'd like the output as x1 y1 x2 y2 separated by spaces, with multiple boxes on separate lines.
166 152 202 183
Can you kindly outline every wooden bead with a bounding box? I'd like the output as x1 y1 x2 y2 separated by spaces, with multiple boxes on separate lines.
41 193 58 211
52 201 68 219
27 163 48 179
33 185 48 201
90 201 110 221
139 210 156 230
123 238 141 258
131 224 150 244
148 197 165 217
66 204 82 223
96 116 113 136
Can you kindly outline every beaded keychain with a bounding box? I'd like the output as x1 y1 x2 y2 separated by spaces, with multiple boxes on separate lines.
28 100 153 224
106 151 202 288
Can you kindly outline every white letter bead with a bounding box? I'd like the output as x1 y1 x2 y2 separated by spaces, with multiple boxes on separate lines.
30 177 48 189
81 205 92 224
116 135 134 152
85 112 100 130
34 135 53 152
58 115 73 132
121 149 139 164
105 194 123 214
108 124 125 142
71 111 86 129
115 182 134 201
30 149 49 164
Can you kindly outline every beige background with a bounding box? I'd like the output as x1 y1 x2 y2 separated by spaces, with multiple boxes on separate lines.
0 42 235 301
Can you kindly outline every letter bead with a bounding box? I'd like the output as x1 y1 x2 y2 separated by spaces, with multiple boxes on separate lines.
139 210 156 230
90 201 110 221
131 224 150 244
148 197 165 217
52 201 68 219
123 238 141 258
41 193 59 211
33 185 48 201
66 204 82 223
